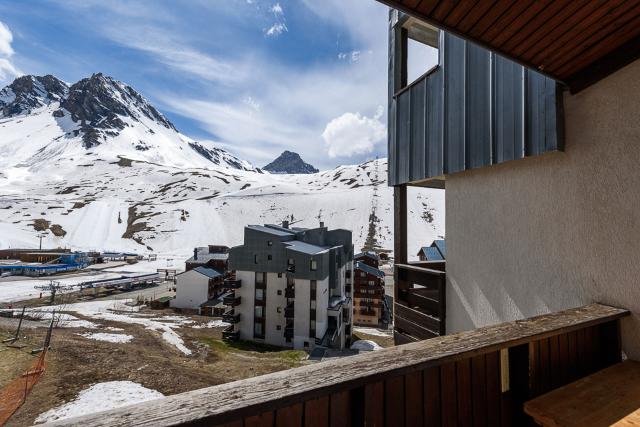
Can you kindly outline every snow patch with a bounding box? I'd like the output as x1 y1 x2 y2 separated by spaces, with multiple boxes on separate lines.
350 340 382 351
34 381 164 424
353 327 392 337
78 332 134 343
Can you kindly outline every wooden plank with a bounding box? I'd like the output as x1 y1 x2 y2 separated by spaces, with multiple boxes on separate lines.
404 371 423 426
441 362 458 427
485 351 501 427
557 333 569 387
424 366 442 427
329 390 350 427
245 412 274 427
393 185 408 265
276 404 303 427
549 335 561 389
395 303 441 331
385 376 405 426
52 304 629 427
395 314 439 340
406 289 440 314
304 396 328 427
456 359 473 427
524 361 640 427
216 421 243 427
364 381 384 427
489 0 554 47
539 338 551 394
471 355 487 427
566 330 578 383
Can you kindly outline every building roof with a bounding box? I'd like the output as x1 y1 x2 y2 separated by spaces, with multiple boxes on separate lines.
431 240 446 258
186 247 229 264
355 261 385 278
355 251 380 261
418 246 444 261
284 240 330 255
247 224 295 237
192 267 223 279
380 2 640 93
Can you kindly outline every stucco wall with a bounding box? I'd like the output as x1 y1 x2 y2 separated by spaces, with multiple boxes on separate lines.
445 60 640 358
170 270 208 309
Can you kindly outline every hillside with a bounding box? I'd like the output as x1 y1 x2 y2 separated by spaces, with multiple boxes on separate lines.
0 74 445 260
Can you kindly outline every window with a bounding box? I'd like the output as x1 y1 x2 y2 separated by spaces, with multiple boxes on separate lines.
304 341 309 348
360 272 366 278
277 307 282 313
255 272 264 285
276 325 281 331
369 280 375 286
254 323 263 336
268 240 273 246
255 306 263 317
288 258 294 265
277 272 282 278
255 288 264 301
310 259 317 271
267 254 272 261
277 290 282 296
254 254 258 264
310 280 317 301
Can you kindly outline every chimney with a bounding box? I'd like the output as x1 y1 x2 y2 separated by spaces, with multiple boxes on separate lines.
319 221 325 228
282 220 289 229
193 248 198 261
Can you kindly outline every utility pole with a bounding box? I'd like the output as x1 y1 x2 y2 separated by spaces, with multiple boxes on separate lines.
37 232 47 250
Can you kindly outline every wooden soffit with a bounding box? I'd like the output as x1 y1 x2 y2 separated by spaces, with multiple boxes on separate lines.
378 0 640 93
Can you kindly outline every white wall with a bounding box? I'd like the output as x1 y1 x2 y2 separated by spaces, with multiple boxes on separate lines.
445 60 640 358
293 278 311 348
170 270 208 309
265 272 287 347
235 270 255 341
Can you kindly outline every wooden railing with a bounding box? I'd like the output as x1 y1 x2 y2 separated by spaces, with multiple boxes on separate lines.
394 261 446 344
46 304 628 427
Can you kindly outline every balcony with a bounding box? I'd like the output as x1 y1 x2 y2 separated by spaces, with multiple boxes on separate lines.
345 283 351 293
286 265 295 273
224 279 241 289
284 303 294 319
62 304 628 426
345 270 351 279
394 262 446 343
223 292 241 307
284 322 294 339
284 287 295 299
222 309 240 324
359 308 377 316
221 325 239 341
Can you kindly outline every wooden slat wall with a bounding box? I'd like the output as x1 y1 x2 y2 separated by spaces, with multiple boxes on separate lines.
389 27 564 187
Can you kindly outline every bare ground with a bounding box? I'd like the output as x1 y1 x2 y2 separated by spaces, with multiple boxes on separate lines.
0 309 308 427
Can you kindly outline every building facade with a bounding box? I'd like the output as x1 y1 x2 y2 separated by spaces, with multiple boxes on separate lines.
353 252 386 327
226 222 353 350
185 246 229 272
170 267 225 315
387 6 640 360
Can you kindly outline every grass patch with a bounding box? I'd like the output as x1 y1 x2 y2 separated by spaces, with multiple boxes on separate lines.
197 337 306 362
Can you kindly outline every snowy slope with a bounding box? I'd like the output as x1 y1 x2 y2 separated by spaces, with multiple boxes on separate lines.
0 74 445 260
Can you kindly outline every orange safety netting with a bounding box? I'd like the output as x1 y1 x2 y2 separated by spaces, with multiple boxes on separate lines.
0 351 46 426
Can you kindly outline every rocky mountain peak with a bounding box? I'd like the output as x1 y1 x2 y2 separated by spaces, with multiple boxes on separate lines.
263 150 319 174
0 74 68 118
58 73 176 148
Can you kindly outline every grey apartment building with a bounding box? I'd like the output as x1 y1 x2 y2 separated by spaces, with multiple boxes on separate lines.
224 222 353 350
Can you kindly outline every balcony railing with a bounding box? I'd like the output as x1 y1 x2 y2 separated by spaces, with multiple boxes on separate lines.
222 309 240 324
285 287 295 299
394 261 446 343
284 303 295 319
221 325 239 341
57 304 628 427
224 279 241 289
223 292 241 307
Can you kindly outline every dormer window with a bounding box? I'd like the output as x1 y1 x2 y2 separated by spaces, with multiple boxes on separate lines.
310 259 317 271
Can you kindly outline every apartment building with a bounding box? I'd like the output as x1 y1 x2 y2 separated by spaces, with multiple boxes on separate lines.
353 252 386 327
225 222 353 350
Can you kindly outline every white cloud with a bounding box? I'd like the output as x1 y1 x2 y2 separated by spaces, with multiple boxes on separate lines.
322 107 386 159
271 3 284 16
0 21 21 84
265 23 287 37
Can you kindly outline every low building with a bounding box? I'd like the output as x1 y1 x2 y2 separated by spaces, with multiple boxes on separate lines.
185 246 229 272
170 267 225 314
417 239 446 261
353 252 386 327
226 222 353 350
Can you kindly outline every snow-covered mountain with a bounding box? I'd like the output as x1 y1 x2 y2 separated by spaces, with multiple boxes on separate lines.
0 74 444 259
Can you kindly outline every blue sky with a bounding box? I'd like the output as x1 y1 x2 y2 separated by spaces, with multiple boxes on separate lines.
0 0 400 170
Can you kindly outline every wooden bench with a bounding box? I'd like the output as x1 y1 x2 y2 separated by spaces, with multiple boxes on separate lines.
524 360 640 426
